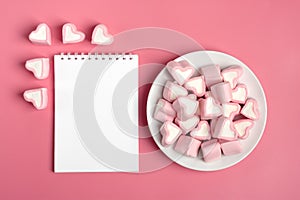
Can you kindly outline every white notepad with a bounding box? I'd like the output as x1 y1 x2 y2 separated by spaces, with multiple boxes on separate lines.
54 53 139 173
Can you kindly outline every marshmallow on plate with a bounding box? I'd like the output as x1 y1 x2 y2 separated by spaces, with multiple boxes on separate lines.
29 23 51 45
198 96 222 120
163 81 188 102
184 76 206 97
166 60 195 85
174 135 201 157
221 65 243 89
25 58 49 79
173 96 199 120
199 65 223 88
201 139 221 162
222 103 241 119
241 98 260 120
190 121 211 140
213 117 237 141
23 88 48 110
210 82 232 103
233 119 254 139
175 115 200 134
160 121 182 146
91 24 113 45
154 99 176 123
231 84 248 104
220 140 243 156
62 23 85 44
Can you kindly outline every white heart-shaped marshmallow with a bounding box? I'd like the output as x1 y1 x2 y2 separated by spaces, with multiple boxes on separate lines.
241 99 260 120
213 117 236 140
160 121 182 146
25 58 49 79
190 121 211 140
23 88 48 110
163 81 188 102
29 23 51 45
62 23 85 44
199 96 222 120
221 66 243 88
154 99 176 123
175 116 200 134
184 76 206 97
233 119 254 139
222 103 241 119
231 84 248 104
91 24 113 45
173 96 199 120
166 60 195 85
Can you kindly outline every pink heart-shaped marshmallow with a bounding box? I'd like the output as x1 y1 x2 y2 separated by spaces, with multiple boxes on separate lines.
221 65 243 89
166 60 195 85
160 121 182 146
190 121 211 140
241 98 260 120
23 88 48 110
62 23 85 44
233 119 254 139
29 23 51 45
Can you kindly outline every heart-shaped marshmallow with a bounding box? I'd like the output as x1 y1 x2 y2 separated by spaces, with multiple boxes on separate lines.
91 24 113 45
199 65 223 88
184 76 206 97
221 65 243 88
166 60 195 85
29 23 51 45
222 103 241 119
25 58 49 79
199 96 222 120
163 81 188 102
154 99 176 123
233 119 254 139
201 139 221 162
174 135 201 158
231 84 248 104
213 117 237 141
190 121 211 140
241 98 260 120
23 88 48 110
172 96 199 120
220 140 243 156
175 115 200 134
62 23 85 44
211 82 232 103
160 121 182 146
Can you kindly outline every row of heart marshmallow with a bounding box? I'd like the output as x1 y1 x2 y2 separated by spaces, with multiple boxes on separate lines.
160 112 254 145
154 82 259 122
29 23 113 45
174 135 242 162
160 118 250 162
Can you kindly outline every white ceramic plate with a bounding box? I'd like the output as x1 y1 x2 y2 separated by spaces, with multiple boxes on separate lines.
146 50 267 171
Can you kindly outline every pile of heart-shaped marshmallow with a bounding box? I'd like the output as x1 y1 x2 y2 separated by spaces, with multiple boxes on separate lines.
154 60 260 162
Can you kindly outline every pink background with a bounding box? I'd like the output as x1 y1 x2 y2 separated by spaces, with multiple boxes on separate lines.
1 0 300 199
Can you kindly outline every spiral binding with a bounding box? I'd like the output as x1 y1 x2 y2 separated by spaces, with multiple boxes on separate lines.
59 52 133 60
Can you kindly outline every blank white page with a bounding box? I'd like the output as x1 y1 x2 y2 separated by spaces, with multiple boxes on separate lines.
54 53 139 173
